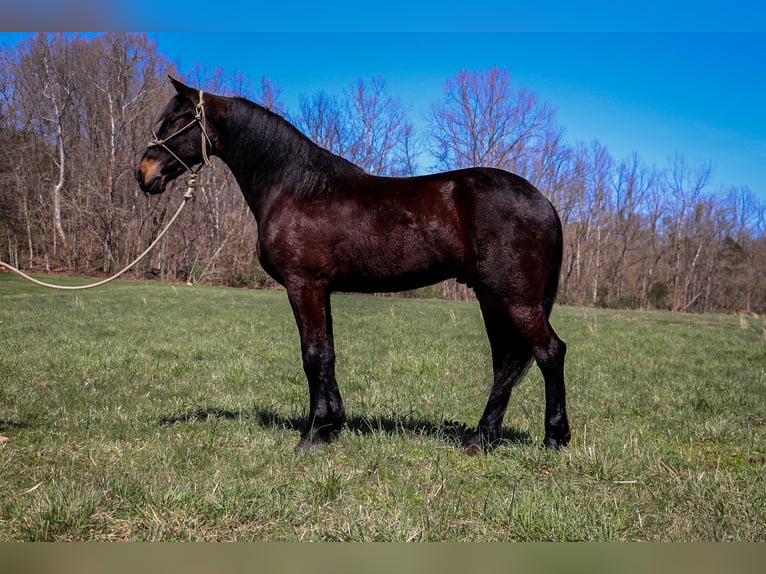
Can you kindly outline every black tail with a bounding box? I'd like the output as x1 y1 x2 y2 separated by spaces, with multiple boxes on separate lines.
543 204 564 318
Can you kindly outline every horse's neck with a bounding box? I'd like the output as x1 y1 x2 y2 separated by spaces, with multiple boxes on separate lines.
218 102 311 220
218 101 364 223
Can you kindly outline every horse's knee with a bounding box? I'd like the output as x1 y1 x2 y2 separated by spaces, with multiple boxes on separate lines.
301 342 337 379
301 343 321 370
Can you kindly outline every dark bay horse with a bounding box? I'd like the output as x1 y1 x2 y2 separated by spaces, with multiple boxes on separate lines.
137 77 570 452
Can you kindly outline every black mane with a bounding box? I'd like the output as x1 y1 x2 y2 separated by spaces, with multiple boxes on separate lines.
224 97 365 199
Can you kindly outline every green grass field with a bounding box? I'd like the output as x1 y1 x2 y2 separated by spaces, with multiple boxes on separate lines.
1 275 764 541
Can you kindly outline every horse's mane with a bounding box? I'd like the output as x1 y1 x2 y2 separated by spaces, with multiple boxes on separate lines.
225 97 365 199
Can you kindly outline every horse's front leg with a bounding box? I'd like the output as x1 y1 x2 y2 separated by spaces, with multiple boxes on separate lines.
286 281 345 448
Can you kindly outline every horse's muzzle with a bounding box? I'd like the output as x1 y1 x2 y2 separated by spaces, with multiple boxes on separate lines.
136 157 166 195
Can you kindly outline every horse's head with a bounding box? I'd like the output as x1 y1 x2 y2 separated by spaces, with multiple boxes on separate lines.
136 76 218 194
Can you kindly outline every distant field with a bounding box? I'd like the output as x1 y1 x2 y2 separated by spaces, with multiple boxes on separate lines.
1 275 764 541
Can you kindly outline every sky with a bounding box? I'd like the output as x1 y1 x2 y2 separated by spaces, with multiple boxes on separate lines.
2 2 765 199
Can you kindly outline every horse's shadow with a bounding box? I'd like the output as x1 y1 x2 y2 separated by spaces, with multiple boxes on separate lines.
0 419 28 433
158 405 532 448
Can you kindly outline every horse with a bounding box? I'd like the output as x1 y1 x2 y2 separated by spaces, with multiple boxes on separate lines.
136 76 570 453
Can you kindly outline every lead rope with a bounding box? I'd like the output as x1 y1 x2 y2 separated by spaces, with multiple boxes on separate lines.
0 175 198 291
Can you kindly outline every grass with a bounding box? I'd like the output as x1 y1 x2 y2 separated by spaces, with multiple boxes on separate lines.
0 274 764 541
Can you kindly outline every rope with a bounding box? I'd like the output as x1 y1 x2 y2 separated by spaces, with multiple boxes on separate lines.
0 178 196 291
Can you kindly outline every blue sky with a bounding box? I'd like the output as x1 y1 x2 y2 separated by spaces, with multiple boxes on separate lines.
2 3 765 198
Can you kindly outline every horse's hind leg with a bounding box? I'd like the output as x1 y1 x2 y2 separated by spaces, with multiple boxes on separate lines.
510 302 570 449
465 290 570 454
463 291 534 455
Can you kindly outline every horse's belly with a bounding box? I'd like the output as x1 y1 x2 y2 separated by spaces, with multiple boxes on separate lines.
331 227 466 292
333 263 457 293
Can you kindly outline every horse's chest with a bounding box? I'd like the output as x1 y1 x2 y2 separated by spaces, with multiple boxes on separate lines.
256 214 328 277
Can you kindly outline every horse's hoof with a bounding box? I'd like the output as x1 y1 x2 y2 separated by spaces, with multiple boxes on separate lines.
462 440 483 457
543 433 570 450
294 435 328 451
294 436 313 451
294 429 338 451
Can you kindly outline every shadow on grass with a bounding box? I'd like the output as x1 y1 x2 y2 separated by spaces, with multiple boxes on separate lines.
158 406 532 448
0 419 29 432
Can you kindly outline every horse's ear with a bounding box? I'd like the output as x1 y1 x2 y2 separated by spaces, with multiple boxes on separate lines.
168 75 198 103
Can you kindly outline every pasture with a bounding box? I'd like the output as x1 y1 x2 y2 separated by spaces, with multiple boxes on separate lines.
0 275 764 541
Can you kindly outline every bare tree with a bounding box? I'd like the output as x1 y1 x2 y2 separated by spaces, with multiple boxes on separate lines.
77 33 170 272
2 33 175 274
295 91 350 154
661 154 714 310
344 76 417 176
522 126 572 208
295 77 418 176
429 68 558 174
9 33 88 266
256 76 285 115
603 153 657 305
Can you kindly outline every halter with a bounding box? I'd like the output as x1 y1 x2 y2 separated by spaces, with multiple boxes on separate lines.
148 89 213 176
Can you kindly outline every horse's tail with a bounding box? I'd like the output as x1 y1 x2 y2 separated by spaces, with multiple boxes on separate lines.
543 202 564 318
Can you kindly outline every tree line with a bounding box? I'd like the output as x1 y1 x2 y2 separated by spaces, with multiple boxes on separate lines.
1 33 764 312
